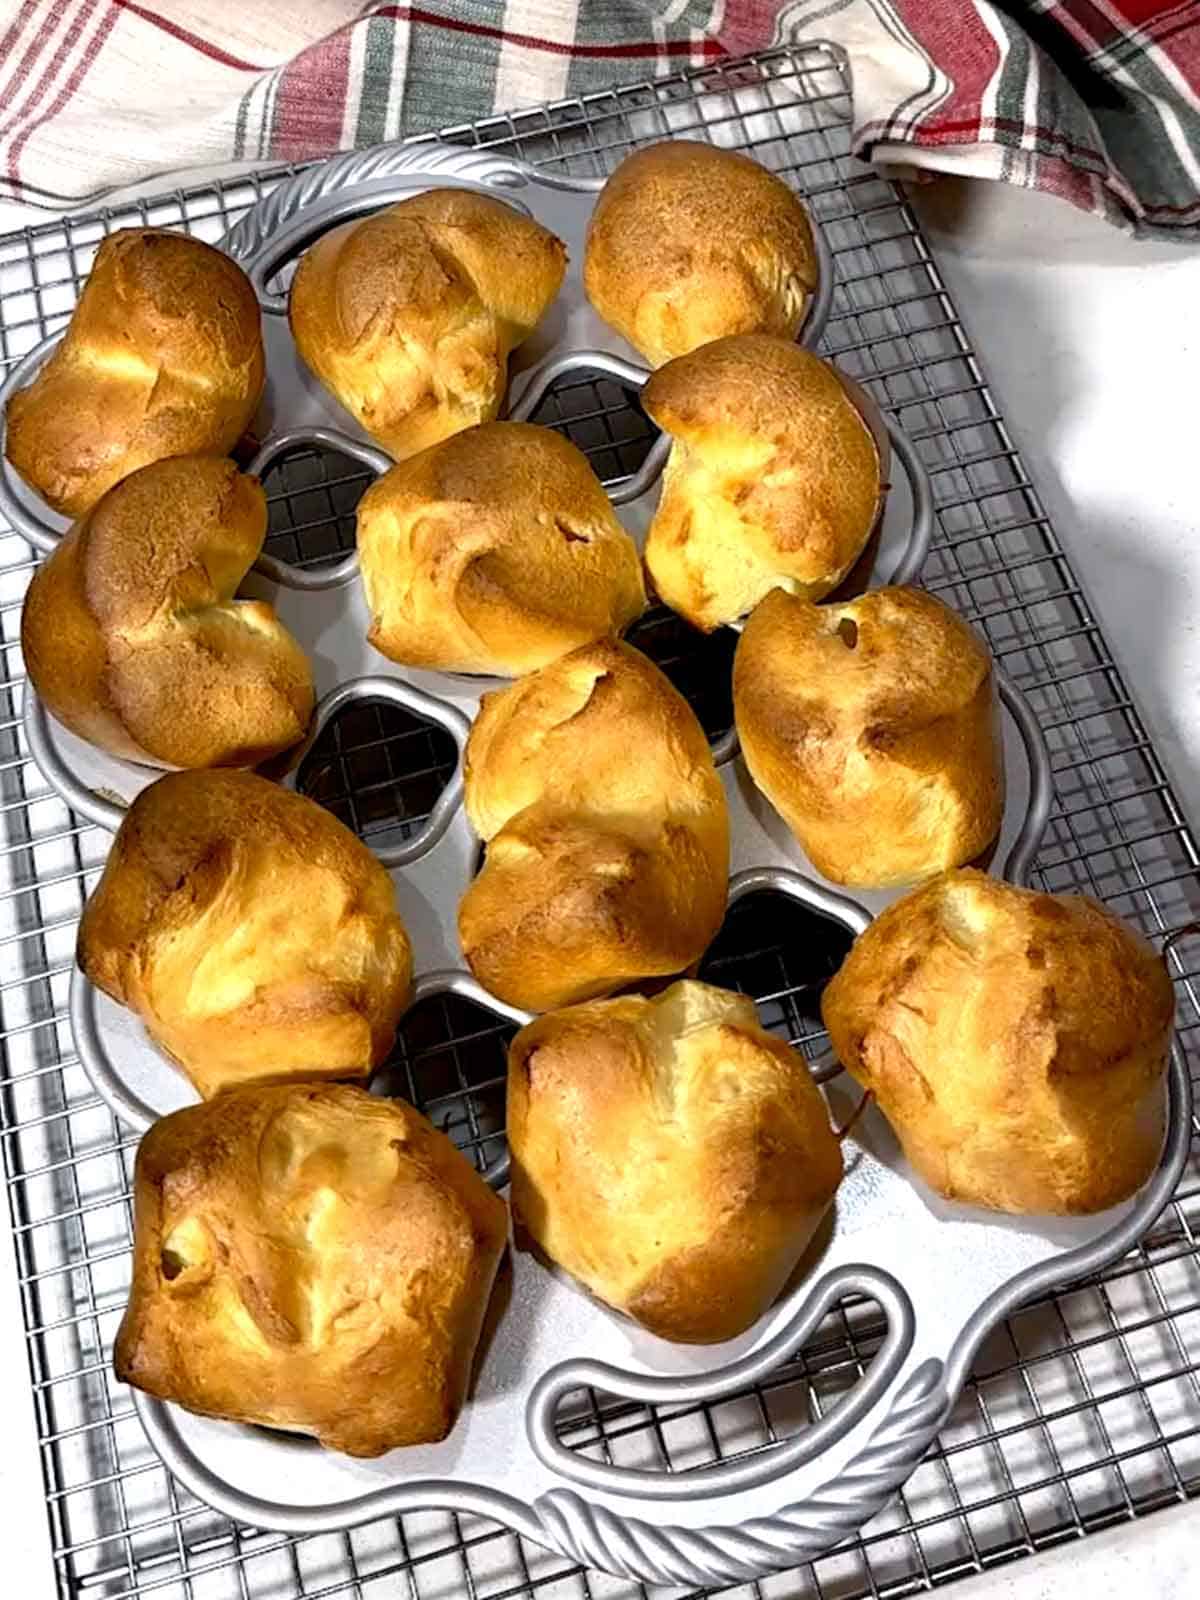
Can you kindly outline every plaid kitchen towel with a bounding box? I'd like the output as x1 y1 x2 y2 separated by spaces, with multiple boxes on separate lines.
0 1 1197 235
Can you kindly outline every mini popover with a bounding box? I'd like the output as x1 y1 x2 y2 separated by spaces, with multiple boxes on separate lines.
289 189 566 460
823 870 1175 1215
22 455 313 768
584 141 818 366
5 229 264 518
459 639 729 1012
358 422 645 674
79 771 412 1099
643 337 884 631
116 1082 507 1456
509 980 842 1342
734 586 1004 888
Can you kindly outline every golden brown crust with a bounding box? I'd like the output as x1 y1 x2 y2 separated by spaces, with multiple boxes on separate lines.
78 770 412 1099
583 142 817 367
115 1082 507 1456
508 980 842 1342
458 639 729 1011
358 422 645 673
21 456 313 768
642 337 882 630
5 230 264 518
822 869 1175 1214
734 586 1004 887
288 190 566 459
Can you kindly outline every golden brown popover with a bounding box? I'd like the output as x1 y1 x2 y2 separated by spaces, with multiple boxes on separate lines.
116 1082 507 1456
509 980 842 1342
358 422 645 674
79 771 412 1099
734 586 1004 888
5 229 263 517
643 337 883 631
21 455 313 768
288 190 566 460
459 639 729 1011
583 142 818 366
822 870 1175 1214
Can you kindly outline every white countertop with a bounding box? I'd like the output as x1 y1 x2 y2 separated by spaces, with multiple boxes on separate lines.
0 169 1197 1596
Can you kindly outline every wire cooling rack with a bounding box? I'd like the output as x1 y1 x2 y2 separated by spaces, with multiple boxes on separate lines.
1 39 1198 1600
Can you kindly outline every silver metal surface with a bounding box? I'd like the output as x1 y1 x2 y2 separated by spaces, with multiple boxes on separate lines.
55 616 1180 1587
0 40 1198 1600
11 128 1186 1588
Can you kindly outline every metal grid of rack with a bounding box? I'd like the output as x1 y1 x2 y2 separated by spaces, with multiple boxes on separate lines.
261 445 369 571
0 39 1197 1600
